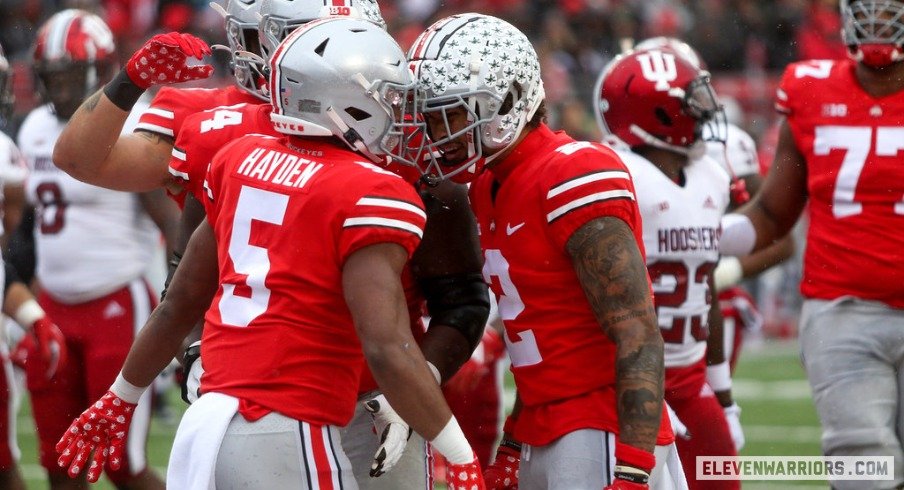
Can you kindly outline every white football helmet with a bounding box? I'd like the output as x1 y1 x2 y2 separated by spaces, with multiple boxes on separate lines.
258 0 385 61
841 0 904 67
269 17 424 167
408 13 545 183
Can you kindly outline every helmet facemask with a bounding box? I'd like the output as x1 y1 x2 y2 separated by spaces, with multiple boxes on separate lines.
842 0 904 67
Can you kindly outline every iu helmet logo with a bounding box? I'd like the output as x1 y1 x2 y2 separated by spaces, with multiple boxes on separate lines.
636 50 678 91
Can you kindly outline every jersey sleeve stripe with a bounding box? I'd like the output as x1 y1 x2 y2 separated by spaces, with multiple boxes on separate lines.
135 123 175 137
342 217 424 238
142 107 175 120
356 196 427 219
171 147 186 161
168 167 190 180
547 170 631 198
546 189 635 223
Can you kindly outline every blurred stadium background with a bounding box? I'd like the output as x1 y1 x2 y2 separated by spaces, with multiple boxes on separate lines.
1 0 836 487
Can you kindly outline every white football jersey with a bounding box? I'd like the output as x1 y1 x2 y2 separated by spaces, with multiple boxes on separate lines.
619 150 730 367
18 104 158 304
704 123 760 178
0 131 27 237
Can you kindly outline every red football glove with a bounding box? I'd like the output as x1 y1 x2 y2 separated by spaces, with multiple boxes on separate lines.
603 479 648 489
9 334 33 370
56 391 136 483
125 32 213 89
484 444 520 489
446 453 487 490
32 316 67 379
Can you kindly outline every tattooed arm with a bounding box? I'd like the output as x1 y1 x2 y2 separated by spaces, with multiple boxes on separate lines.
566 216 663 453
52 90 174 192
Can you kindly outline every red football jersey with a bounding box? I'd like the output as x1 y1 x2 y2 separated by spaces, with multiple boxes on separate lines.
171 103 428 396
136 85 259 139
469 124 672 446
170 103 279 203
777 58 904 308
199 134 426 426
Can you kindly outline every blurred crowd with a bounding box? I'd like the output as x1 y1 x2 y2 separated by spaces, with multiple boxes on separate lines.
1 0 847 142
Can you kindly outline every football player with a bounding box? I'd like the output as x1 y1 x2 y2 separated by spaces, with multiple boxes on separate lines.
0 41 71 490
411 13 679 490
632 36 794 376
18 10 178 489
55 19 486 490
720 1 904 488
597 46 739 490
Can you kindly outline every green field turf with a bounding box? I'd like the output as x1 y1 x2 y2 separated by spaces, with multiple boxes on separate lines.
14 340 824 489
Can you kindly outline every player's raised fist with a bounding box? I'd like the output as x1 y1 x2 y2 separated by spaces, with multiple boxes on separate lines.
125 32 213 89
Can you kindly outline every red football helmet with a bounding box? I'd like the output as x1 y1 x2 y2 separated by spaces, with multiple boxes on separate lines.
594 47 725 155
841 0 904 68
634 36 706 70
32 9 117 120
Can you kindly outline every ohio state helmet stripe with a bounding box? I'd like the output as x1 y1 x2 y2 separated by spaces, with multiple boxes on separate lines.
546 189 635 223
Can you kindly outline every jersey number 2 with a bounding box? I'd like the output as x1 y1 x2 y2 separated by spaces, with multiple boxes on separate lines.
219 185 288 327
483 250 543 368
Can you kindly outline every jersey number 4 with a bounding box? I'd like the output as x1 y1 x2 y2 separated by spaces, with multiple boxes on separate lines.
219 185 288 327
815 126 904 218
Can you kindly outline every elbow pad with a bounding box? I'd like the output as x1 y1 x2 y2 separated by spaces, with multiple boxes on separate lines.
419 273 490 352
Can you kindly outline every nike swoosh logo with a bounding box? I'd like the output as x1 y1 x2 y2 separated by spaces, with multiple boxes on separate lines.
506 222 525 235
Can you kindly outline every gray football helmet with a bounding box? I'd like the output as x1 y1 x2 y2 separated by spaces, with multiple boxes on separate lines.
269 17 424 167
258 0 385 61
408 13 545 183
212 0 267 99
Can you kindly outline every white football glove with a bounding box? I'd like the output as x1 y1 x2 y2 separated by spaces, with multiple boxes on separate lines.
665 402 690 439
185 349 204 404
364 394 411 477
723 402 745 451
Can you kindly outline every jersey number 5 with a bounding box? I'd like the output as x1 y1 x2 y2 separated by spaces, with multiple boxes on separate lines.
219 185 288 327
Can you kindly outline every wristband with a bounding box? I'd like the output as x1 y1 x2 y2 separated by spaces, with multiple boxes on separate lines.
614 464 651 484
719 213 756 256
103 69 145 111
714 256 743 292
110 372 149 404
430 417 472 465
499 437 522 453
14 300 45 328
707 361 732 392
615 441 655 473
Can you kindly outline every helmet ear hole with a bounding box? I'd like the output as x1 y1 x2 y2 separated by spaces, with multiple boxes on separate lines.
655 108 673 126
314 39 329 57
345 107 372 121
